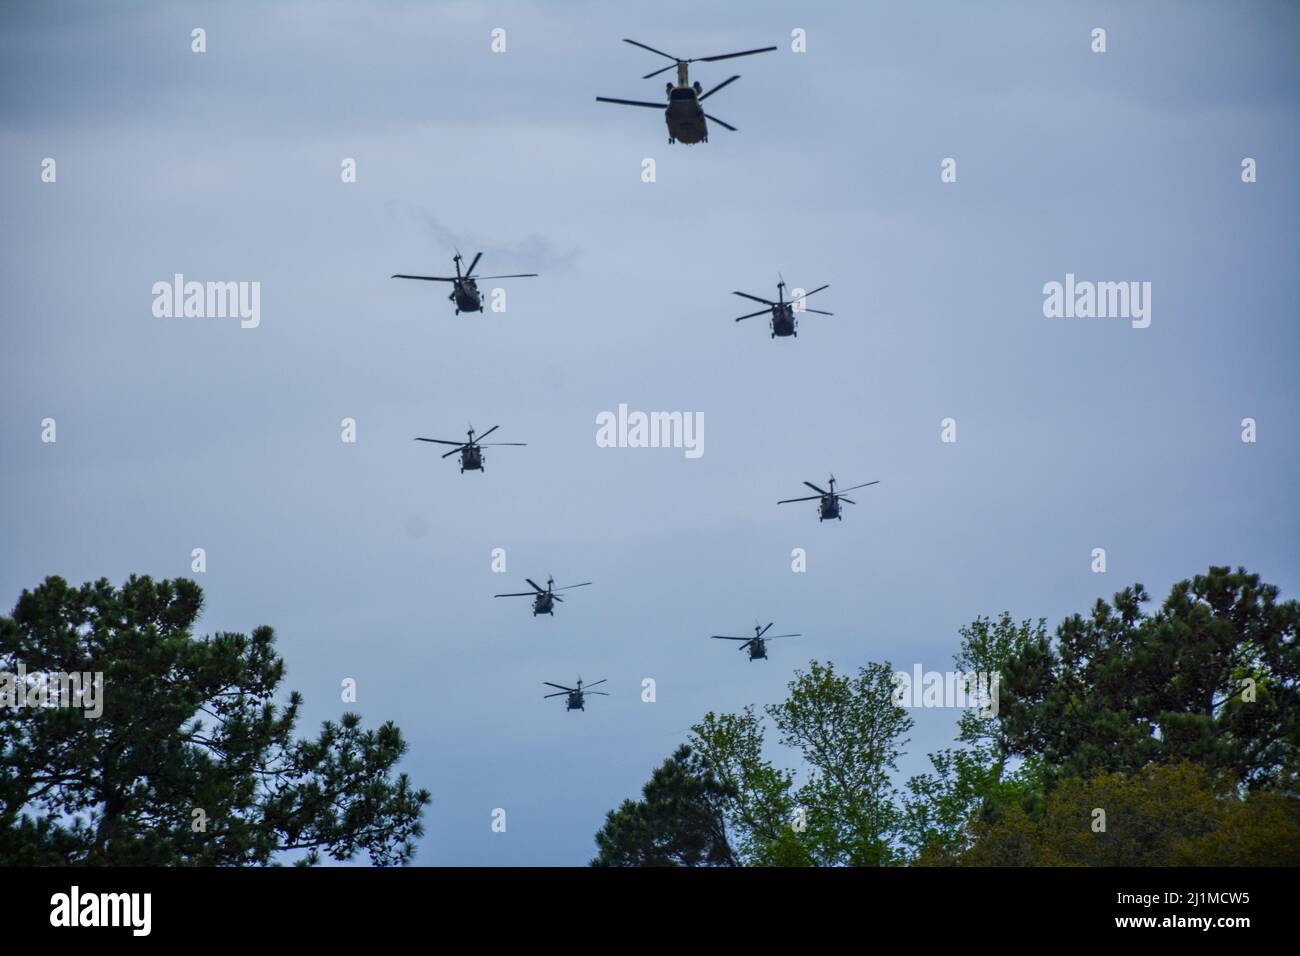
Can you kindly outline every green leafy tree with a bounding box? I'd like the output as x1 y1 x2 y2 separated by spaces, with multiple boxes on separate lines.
768 660 912 865
952 761 1300 866
0 575 430 866
903 615 1045 859
687 661 911 866
689 707 797 864
998 566 1299 789
590 744 735 866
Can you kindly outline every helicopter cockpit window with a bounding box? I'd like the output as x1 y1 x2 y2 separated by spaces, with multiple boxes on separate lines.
670 88 695 101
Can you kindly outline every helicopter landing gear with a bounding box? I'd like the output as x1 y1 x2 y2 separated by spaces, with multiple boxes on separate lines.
668 137 675 144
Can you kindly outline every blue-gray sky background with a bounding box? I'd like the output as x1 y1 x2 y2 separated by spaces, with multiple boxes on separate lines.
2 0 1296 865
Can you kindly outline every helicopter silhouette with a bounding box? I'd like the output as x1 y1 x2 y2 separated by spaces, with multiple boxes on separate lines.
734 278 832 338
414 425 525 474
495 576 592 616
710 622 802 661
596 38 776 144
543 677 608 711
391 251 537 315
778 475 879 522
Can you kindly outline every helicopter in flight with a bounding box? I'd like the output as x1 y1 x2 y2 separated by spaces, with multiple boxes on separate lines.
734 278 832 338
495 576 592 616
596 38 777 144
711 622 802 661
778 475 879 522
391 251 537 315
414 425 525 474
543 677 609 712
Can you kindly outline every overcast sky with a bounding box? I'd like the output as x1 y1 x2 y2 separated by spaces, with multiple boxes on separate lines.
2 0 1296 866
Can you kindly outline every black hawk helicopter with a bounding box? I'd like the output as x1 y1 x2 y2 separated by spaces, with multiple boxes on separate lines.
543 677 608 712
495 576 592 616
596 38 777 144
778 475 879 522
391 251 537 315
734 278 832 338
711 622 802 661
414 425 525 473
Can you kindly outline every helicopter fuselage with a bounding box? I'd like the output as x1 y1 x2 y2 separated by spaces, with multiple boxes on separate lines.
533 592 555 616
566 691 584 711
451 278 483 314
747 639 768 661
770 303 797 337
460 445 483 472
819 495 841 521
664 85 708 144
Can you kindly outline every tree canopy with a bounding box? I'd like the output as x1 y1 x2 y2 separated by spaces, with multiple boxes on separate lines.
0 575 430 865
592 566 1300 866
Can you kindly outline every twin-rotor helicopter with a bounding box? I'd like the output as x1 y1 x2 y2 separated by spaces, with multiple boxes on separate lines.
392 251 537 315
597 38 776 144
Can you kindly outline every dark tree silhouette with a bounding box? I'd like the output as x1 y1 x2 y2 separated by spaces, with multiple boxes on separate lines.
0 575 430 866
591 745 735 866
998 566 1299 789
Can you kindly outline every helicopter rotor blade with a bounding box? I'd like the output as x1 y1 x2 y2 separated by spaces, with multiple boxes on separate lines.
803 309 834 316
837 481 880 494
596 96 667 109
764 634 803 640
391 274 456 282
543 682 576 692
525 578 545 593
777 495 821 504
471 273 539 280
642 63 678 80
733 291 777 306
464 252 483 277
734 309 770 322
698 46 778 63
475 425 500 442
494 592 535 598
583 679 608 689
554 582 593 591
414 438 464 446
839 497 856 505
698 74 740 101
543 691 569 699
587 691 610 697
803 482 830 495
703 113 737 132
758 623 774 638
441 447 466 459
478 442 527 447
797 284 829 300
710 636 751 641
622 38 679 61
